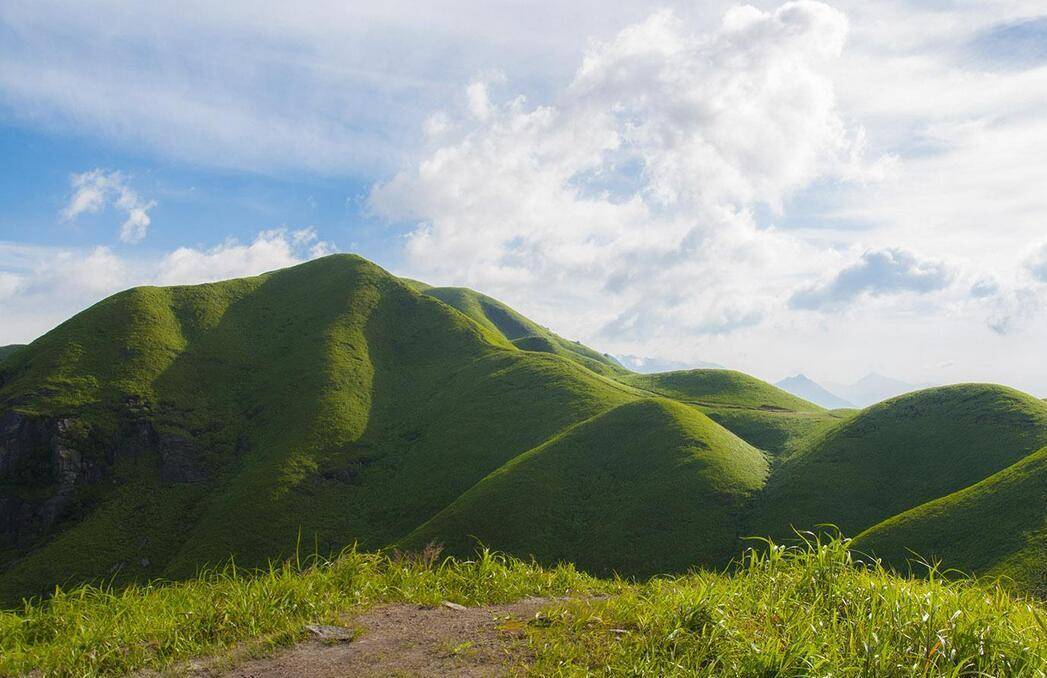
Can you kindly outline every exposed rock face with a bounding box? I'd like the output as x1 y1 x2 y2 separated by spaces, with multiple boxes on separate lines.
0 411 103 547
0 410 48 477
116 396 209 484
0 402 209 548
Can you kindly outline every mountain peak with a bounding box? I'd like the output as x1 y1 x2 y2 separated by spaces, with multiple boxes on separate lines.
775 374 853 410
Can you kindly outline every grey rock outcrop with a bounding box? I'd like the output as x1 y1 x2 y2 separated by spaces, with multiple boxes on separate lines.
0 411 103 546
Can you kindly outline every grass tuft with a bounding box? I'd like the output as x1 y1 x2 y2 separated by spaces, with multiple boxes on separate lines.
1 535 1043 676
528 531 1047 676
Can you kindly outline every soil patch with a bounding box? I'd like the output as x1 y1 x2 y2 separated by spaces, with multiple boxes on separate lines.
199 597 553 677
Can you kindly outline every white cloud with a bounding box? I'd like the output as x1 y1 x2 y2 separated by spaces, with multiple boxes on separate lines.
969 277 999 299
423 112 452 139
465 72 502 121
60 175 107 221
1027 241 1047 283
0 0 682 174
61 169 156 243
983 286 1045 336
0 229 333 344
0 271 24 300
5 0 1047 392
790 247 953 311
371 1 872 347
156 228 333 286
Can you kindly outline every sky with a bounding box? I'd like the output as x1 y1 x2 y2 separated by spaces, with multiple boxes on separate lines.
2 0 1047 394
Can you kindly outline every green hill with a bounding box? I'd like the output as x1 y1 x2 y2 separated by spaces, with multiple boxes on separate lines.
697 407 847 458
749 385 1047 540
618 369 841 457
0 344 25 364
422 287 627 376
403 398 768 576
854 445 1047 594
0 255 646 602
1 253 1045 605
621 369 823 412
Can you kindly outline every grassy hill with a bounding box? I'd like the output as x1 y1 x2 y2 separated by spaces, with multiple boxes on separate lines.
749 385 1047 540
620 369 824 412
403 398 768 575
422 286 627 376
1 253 1045 606
854 445 1047 594
619 369 843 458
0 255 647 602
0 344 25 364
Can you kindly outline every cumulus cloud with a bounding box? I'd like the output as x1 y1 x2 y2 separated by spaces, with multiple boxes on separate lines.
0 229 333 344
1027 242 1047 283
967 16 1047 70
0 271 24 300
156 228 333 286
969 277 999 299
1 1 697 174
789 247 952 311
983 287 1045 336
975 241 1047 334
371 1 871 346
61 169 156 243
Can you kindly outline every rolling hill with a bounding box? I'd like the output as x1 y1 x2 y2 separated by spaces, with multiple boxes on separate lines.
0 255 653 602
854 445 1046 594
402 398 768 576
620 369 824 412
749 385 1047 540
420 286 627 377
0 253 1044 605
0 345 25 363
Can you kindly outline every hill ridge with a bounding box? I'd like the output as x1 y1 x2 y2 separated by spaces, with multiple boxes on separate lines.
403 397 769 575
0 253 1044 602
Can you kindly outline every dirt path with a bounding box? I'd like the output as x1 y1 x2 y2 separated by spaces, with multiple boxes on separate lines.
198 598 553 677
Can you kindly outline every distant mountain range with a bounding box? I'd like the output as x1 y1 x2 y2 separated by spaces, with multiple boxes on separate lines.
775 375 854 409
825 373 930 408
775 372 928 409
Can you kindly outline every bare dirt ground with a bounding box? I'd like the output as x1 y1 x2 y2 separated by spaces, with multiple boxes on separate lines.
194 598 553 677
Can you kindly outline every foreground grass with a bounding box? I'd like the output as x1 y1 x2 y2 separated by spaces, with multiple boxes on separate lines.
0 546 609 676
530 534 1047 676
1 536 1044 677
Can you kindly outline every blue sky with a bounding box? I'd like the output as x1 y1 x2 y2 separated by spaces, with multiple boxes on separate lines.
0 119 396 260
3 0 1047 393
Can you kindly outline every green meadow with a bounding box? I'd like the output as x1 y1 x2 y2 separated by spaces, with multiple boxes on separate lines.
0 535 1043 676
0 254 1044 673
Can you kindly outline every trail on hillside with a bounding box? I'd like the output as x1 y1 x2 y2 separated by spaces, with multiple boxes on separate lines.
198 598 552 677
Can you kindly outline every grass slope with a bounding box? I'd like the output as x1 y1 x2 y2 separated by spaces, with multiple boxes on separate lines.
699 407 848 458
0 255 646 602
1 537 1043 676
422 287 627 377
0 344 25 364
403 398 768 576
621 369 823 413
2 253 1046 604
615 370 842 457
750 385 1047 540
855 446 1047 595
